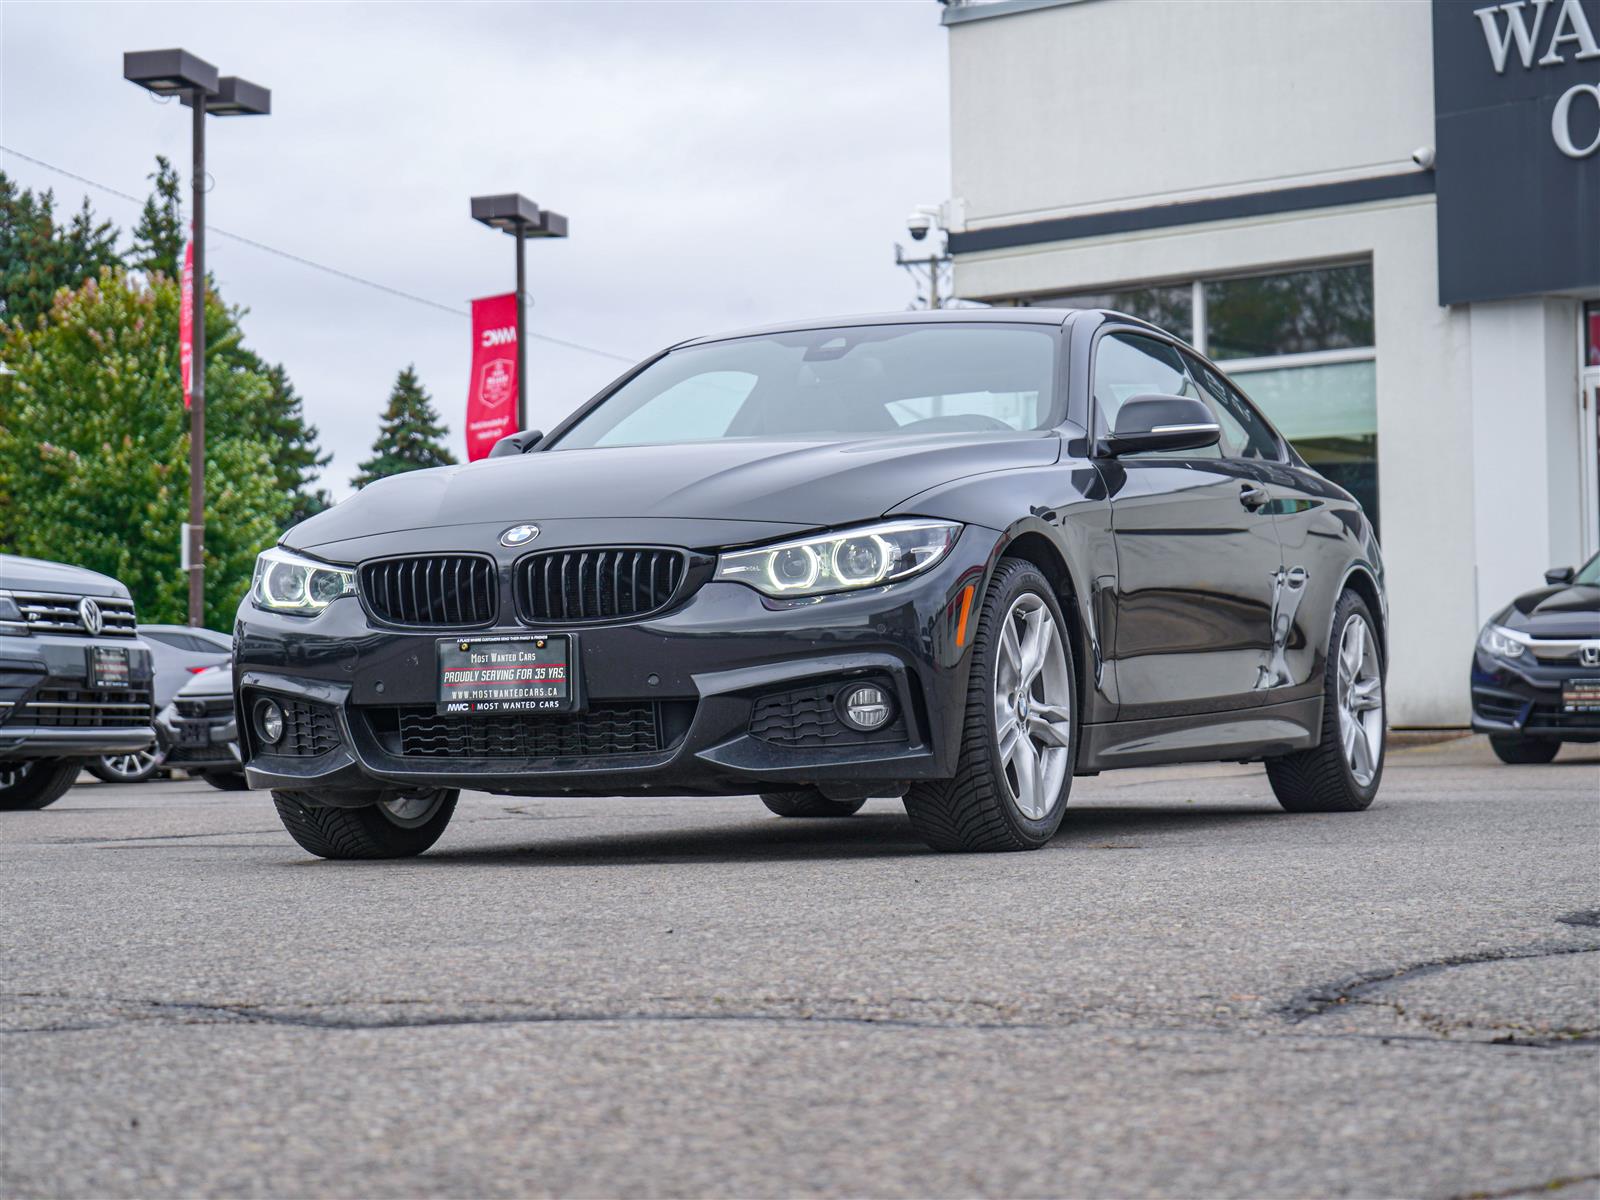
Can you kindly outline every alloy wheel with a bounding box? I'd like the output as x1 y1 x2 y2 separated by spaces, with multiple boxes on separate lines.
101 747 164 782
992 592 1073 820
0 761 33 790
378 789 448 829
1336 614 1384 786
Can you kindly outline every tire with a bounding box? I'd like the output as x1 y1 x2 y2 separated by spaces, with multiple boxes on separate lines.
902 558 1077 852
0 759 84 811
88 746 165 784
199 771 250 791
1489 736 1560 765
760 789 866 818
272 788 458 860
1266 591 1385 812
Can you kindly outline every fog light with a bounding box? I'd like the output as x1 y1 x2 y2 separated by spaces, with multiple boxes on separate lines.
839 684 893 732
254 698 285 745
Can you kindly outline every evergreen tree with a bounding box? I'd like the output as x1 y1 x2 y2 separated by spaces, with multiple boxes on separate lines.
129 155 183 278
351 366 456 489
0 173 120 328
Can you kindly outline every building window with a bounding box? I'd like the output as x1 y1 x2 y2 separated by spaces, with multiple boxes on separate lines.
1032 282 1194 343
1204 264 1374 360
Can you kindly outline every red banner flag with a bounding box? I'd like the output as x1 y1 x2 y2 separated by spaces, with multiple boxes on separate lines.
466 293 518 461
179 238 195 409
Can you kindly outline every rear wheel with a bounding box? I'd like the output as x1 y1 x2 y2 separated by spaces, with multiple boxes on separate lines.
903 559 1076 852
88 746 165 784
1266 591 1384 812
760 789 866 818
0 759 83 811
1489 736 1560 764
272 788 458 859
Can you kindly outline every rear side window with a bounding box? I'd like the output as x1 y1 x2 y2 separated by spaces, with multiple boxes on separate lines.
1182 352 1284 462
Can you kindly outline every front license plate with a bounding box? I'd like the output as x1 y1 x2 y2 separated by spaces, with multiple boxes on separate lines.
1562 679 1600 714
88 645 131 689
437 636 575 715
177 722 209 747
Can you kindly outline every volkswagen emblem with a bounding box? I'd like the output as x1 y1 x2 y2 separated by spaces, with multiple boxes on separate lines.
500 523 540 547
1582 643 1600 668
77 597 103 636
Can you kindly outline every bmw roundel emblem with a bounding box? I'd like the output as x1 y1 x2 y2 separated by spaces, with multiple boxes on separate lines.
500 523 540 547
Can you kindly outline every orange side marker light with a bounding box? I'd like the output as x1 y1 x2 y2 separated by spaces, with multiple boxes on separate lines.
955 584 976 648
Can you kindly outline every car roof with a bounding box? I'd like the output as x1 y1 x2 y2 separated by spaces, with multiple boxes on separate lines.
672 306 1083 350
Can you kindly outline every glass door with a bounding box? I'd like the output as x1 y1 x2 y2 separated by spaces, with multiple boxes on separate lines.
1584 369 1600 560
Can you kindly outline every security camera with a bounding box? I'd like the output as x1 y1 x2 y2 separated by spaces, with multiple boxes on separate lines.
1411 145 1435 170
906 210 933 241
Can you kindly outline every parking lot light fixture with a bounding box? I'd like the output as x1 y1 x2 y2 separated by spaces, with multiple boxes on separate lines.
124 49 271 628
470 193 569 431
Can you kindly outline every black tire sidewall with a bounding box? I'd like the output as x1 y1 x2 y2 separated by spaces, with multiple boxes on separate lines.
972 562 1077 845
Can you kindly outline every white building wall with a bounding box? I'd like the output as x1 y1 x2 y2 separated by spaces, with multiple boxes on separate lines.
949 0 1435 228
1469 299 1585 625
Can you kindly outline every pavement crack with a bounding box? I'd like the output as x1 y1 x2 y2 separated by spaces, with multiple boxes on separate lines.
1279 939 1600 1022
1444 1172 1600 1200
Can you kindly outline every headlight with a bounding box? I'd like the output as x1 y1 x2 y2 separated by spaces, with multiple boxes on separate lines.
251 547 356 614
1478 623 1526 659
714 520 961 598
0 590 26 637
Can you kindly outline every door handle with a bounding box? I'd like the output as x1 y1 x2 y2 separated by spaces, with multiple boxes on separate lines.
1239 483 1270 511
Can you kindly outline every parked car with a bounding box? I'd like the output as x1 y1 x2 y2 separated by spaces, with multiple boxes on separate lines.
1472 552 1600 763
87 624 231 784
0 553 156 809
154 665 245 790
237 309 1387 860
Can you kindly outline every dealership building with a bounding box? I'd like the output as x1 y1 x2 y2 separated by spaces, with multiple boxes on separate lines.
935 0 1600 725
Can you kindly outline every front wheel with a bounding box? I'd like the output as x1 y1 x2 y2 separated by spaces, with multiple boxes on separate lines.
1489 736 1560 764
0 759 83 811
199 771 250 791
272 788 458 859
1266 591 1385 812
760 790 866 818
903 559 1077 852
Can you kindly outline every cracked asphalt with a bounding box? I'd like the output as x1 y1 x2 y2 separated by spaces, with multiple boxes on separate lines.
2 736 1597 1198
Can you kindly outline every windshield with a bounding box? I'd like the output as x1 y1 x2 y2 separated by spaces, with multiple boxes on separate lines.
1575 552 1600 586
552 324 1059 450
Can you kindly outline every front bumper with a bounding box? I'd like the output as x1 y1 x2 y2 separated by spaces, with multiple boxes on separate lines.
0 633 155 760
1470 649 1600 742
236 525 1000 798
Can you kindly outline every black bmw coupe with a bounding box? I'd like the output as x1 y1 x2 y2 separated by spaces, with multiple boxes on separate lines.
236 309 1387 859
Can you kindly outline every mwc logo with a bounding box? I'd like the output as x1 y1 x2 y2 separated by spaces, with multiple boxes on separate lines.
481 325 517 348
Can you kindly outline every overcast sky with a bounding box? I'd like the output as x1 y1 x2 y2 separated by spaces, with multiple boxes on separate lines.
0 1 949 497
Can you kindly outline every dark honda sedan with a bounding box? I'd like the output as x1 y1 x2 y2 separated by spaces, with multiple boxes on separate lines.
1471 552 1600 762
237 310 1387 859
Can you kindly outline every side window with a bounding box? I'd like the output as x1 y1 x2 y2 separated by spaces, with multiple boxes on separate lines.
591 371 755 447
1092 332 1219 458
1182 352 1283 461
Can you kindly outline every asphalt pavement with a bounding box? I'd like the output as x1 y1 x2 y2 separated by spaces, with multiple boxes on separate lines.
2 736 1596 1199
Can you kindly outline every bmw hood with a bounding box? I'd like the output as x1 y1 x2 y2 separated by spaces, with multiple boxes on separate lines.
1494 581 1600 640
286 432 1060 556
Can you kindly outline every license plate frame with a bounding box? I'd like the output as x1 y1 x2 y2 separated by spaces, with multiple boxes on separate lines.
1561 678 1600 714
436 635 580 716
88 645 131 689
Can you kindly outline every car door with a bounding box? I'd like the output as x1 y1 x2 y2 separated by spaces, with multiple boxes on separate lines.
1092 330 1285 719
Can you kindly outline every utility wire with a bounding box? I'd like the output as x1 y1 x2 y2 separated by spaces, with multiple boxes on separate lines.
0 143 636 363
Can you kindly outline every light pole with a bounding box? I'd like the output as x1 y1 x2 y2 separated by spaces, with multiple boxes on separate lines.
896 204 953 310
124 49 270 627
470 194 569 432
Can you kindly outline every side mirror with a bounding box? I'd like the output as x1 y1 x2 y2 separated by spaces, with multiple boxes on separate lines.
1100 395 1220 456
488 429 545 458
1545 566 1575 585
